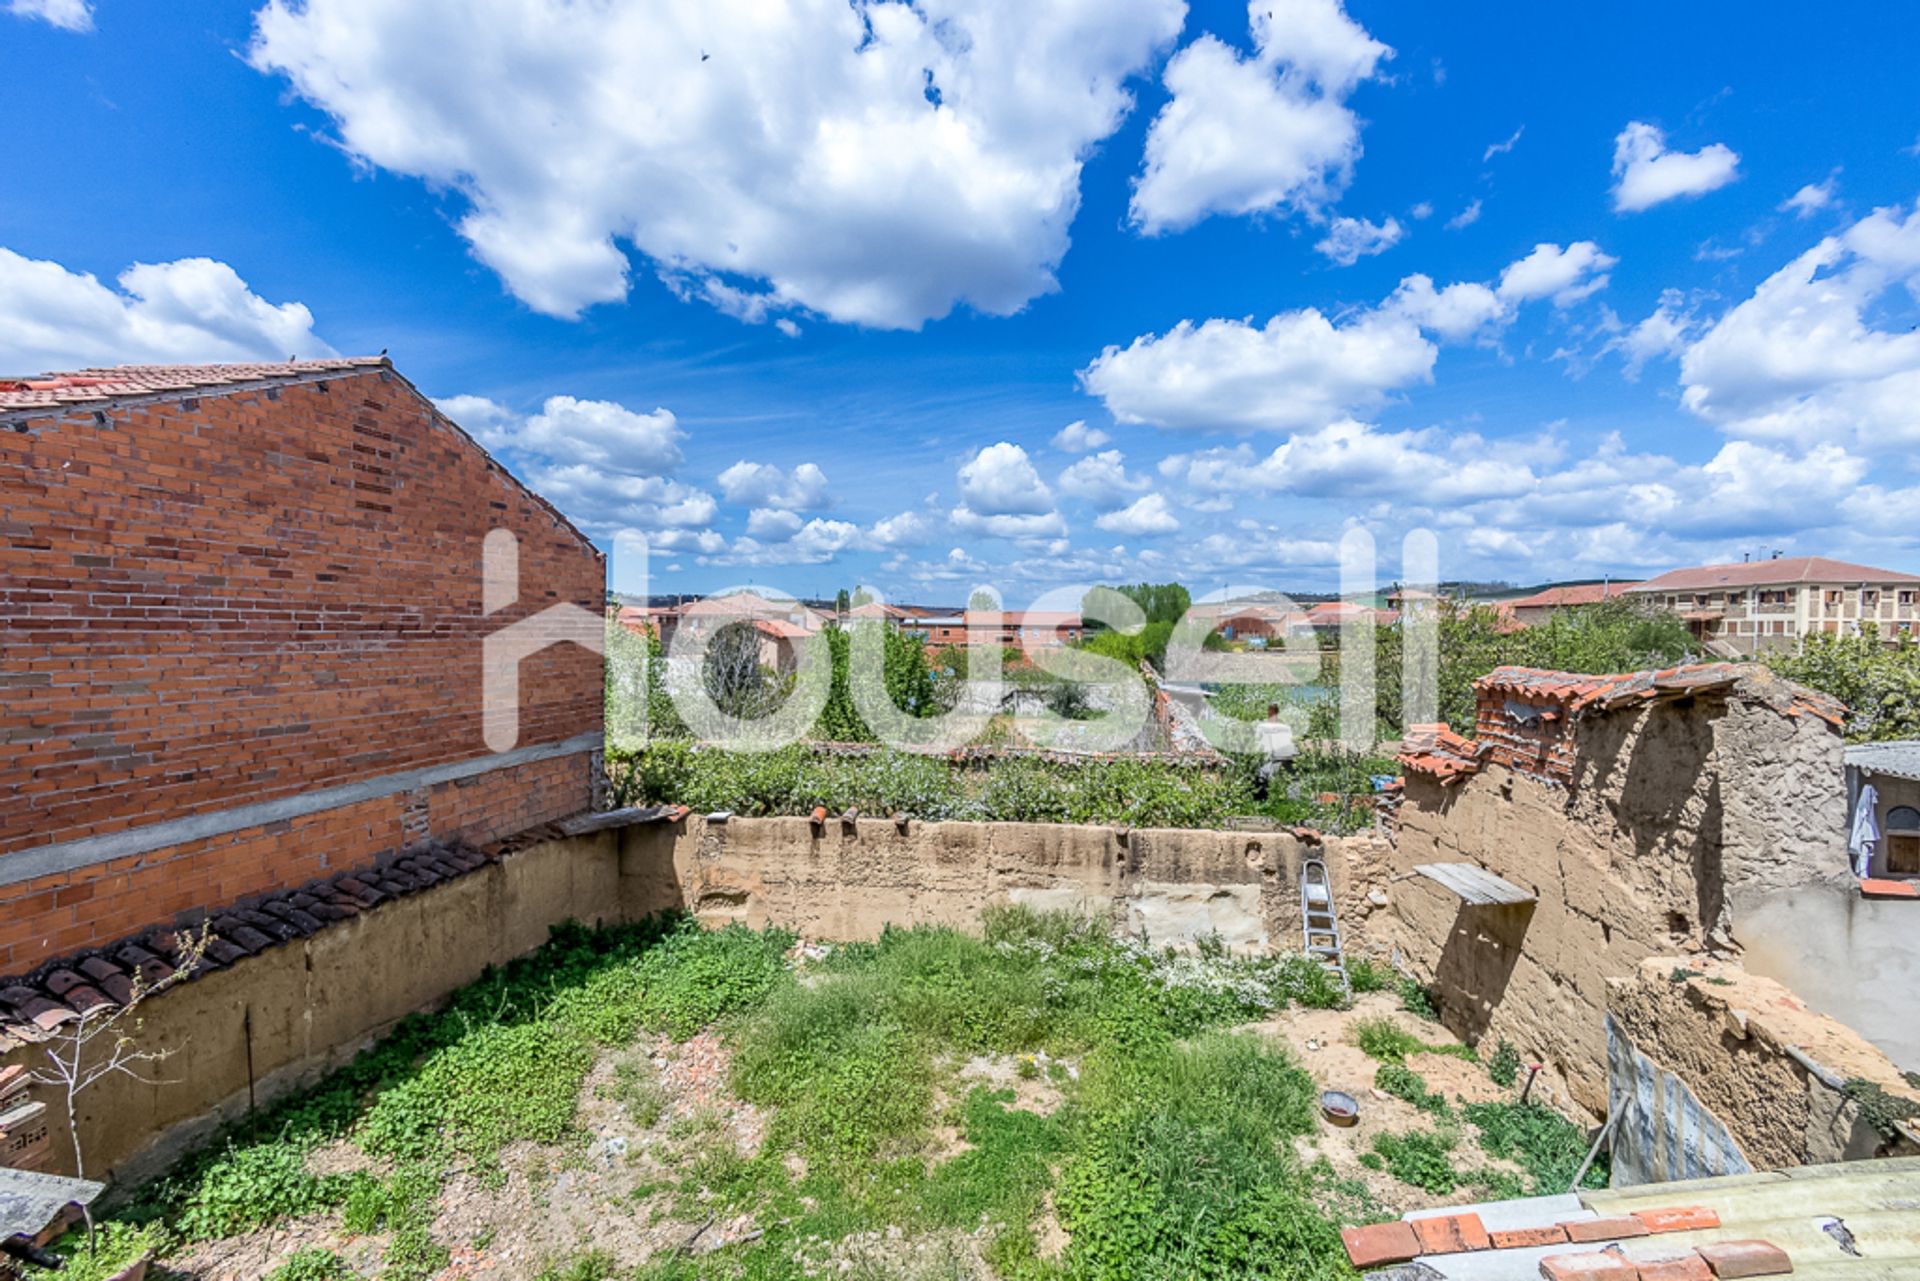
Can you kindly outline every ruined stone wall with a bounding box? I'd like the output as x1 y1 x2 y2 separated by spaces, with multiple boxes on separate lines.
1606 957 1919 1180
1382 686 1846 1116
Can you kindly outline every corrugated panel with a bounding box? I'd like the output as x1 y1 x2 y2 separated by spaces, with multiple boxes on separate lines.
1607 1014 1752 1186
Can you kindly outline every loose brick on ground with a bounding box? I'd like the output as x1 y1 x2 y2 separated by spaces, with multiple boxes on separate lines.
1565 1216 1653 1243
1696 1239 1793 1278
1633 1206 1722 1234
1412 1211 1491 1255
1341 1220 1420 1269
1634 1253 1713 1281
1493 1224 1571 1249
1540 1251 1638 1281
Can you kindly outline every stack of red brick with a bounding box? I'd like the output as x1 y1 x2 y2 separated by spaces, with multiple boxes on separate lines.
1342 1205 1794 1278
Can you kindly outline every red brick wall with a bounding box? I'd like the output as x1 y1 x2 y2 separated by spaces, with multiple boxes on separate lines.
0 754 587 974
1474 697 1575 784
0 368 604 962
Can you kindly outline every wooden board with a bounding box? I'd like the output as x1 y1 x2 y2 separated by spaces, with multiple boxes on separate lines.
1412 862 1536 906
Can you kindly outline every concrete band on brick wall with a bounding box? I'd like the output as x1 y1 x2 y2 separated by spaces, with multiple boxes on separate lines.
0 732 602 890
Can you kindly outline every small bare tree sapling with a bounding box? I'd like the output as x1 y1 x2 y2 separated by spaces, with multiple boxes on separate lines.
30 924 210 1193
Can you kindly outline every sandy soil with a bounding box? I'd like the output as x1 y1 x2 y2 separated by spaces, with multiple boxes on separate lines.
1255 992 1536 1215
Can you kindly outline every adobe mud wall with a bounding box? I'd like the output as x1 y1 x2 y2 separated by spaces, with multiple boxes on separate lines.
0 830 627 1186
7 817 1389 1186
618 815 1389 951
1606 957 1919 1182
1384 679 1847 1117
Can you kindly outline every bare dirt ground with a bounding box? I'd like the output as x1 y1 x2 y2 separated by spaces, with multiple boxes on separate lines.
1255 992 1540 1215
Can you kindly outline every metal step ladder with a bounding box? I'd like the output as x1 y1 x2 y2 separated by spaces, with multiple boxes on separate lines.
1300 857 1350 995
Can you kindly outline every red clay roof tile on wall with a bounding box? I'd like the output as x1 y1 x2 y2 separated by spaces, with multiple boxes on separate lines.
0 357 392 413
0 808 693 1044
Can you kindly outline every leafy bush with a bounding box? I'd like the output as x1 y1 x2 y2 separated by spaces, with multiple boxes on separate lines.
1333 597 1694 736
1397 974 1440 1021
1375 1064 1450 1117
265 1248 352 1281
607 742 1264 829
22 1221 167 1281
1487 1038 1522 1088
1354 1017 1425 1064
173 1139 348 1241
1370 1128 1461 1194
535 1249 622 1281
1056 1033 1343 1280
1345 955 1393 994
357 1020 594 1165
1465 1101 1608 1192
1769 626 1920 742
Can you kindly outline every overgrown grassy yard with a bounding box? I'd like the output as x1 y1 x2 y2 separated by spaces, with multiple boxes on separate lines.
47 914 1603 1281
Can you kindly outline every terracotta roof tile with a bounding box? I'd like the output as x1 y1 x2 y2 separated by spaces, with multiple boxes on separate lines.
1506 582 1644 609
1630 555 1920 590
0 357 391 415
0 835 502 1040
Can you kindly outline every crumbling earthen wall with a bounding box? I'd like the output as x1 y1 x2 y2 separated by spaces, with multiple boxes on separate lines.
1382 669 1848 1116
619 816 1387 954
0 830 626 1186
1606 956 1919 1179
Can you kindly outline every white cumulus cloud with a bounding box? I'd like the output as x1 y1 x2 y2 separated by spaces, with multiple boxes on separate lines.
1129 0 1390 234
249 0 1185 329
951 441 1065 538
7 0 92 31
1610 121 1740 213
717 460 831 511
1496 241 1617 306
1050 420 1111 452
1079 308 1435 434
1315 214 1404 266
1779 175 1838 219
1094 492 1180 535
1057 449 1149 508
1678 199 1920 450
0 249 333 373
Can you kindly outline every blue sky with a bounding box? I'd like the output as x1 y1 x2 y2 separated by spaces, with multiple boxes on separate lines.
4 0 1919 604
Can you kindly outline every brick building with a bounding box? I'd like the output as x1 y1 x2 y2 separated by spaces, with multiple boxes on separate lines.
0 359 605 975
918 610 1083 656
1627 556 1920 654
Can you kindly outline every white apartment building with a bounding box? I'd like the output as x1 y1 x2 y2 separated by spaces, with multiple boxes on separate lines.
1628 557 1920 655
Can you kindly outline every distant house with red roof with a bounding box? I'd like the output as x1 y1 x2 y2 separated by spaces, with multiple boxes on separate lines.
919 610 1083 656
1305 600 1398 630
1627 556 1920 654
1504 580 1642 627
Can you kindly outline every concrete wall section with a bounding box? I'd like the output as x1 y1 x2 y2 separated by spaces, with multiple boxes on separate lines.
1733 884 1920 1072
